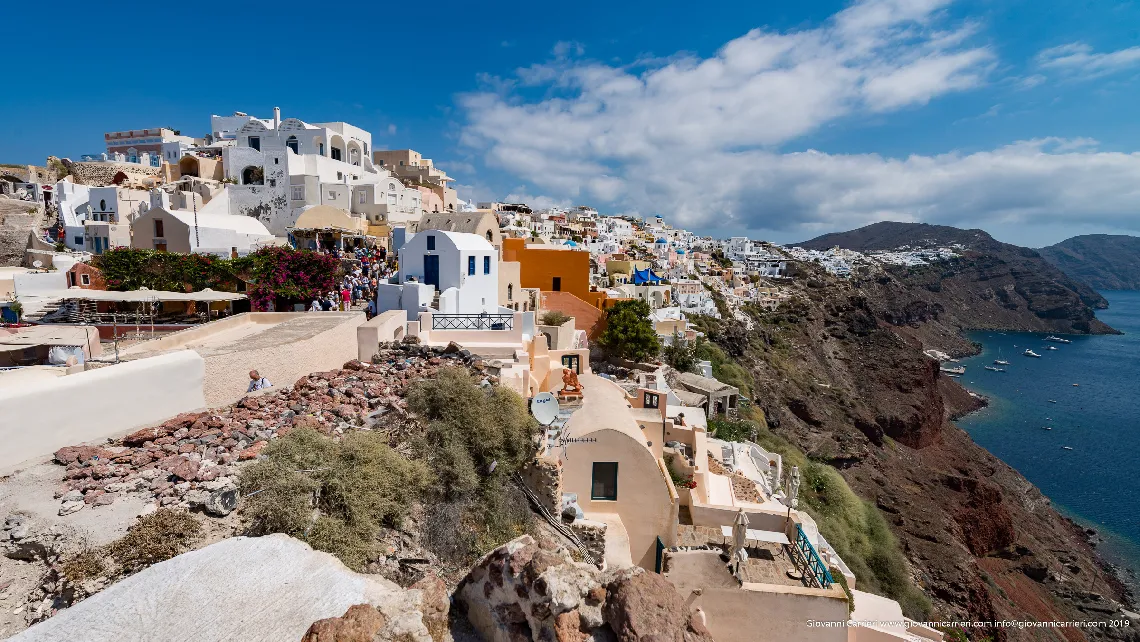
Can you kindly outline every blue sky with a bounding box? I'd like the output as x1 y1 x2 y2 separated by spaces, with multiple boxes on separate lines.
4 0 1140 246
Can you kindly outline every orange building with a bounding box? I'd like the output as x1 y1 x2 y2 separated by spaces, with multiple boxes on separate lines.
502 238 627 338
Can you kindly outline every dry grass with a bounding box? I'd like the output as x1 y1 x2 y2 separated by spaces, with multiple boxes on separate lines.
106 509 203 573
59 549 106 584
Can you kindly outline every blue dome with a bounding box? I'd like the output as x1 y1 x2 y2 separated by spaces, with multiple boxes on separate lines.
565 240 578 247
677 249 686 254
655 238 667 244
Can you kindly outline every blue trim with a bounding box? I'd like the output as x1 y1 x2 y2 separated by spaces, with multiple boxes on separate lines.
794 524 834 588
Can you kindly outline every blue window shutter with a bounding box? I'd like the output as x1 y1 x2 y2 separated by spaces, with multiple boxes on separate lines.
468 256 475 275
484 256 491 274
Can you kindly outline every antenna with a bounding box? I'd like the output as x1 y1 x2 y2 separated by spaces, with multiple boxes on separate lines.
530 392 559 426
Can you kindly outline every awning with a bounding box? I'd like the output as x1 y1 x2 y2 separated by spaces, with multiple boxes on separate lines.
31 288 246 303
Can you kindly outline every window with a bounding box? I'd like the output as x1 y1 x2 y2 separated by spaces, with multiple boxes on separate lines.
507 283 513 301
644 392 660 409
81 273 91 286
154 219 164 237
484 256 491 274
274 157 279 165
291 186 305 200
591 463 618 501
74 236 83 245
331 147 342 161
358 191 366 204
319 143 325 155
426 235 435 251
337 172 343 180
328 190 336 200
286 135 299 153
99 199 107 211
468 256 476 275
269 179 276 187
486 230 493 241
552 277 561 291
248 136 260 151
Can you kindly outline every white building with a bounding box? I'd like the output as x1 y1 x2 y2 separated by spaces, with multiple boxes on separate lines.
54 182 150 253
219 107 422 235
131 208 273 256
377 231 500 315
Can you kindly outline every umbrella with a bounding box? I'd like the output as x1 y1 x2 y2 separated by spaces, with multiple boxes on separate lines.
731 508 750 558
788 466 801 509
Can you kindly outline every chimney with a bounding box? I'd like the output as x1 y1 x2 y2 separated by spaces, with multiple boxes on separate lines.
273 106 281 129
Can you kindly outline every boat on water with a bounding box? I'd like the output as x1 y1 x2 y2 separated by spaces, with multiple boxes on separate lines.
1062 446 1073 451
940 366 966 375
993 359 1010 365
984 365 1005 372
1024 349 1041 358
1045 335 1072 344
1046 346 1058 351
1048 400 1057 403
1043 426 1052 430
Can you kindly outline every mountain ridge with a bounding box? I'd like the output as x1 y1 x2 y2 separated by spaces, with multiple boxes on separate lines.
1038 234 1140 291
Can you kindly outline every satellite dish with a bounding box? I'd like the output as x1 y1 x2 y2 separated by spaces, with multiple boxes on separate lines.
531 392 560 426
32 260 43 268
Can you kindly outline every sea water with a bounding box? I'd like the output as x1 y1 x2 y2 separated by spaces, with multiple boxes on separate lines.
958 291 1140 590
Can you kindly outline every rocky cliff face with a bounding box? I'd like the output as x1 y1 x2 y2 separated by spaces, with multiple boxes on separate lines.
1039 234 1140 291
0 199 48 267
718 265 1135 640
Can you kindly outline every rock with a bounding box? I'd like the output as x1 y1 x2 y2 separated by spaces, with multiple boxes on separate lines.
301 603 386 642
184 489 211 506
205 489 239 517
604 569 712 642
410 574 450 641
443 341 461 354
61 490 83 503
92 494 116 507
170 459 200 482
238 441 268 461
58 501 85 516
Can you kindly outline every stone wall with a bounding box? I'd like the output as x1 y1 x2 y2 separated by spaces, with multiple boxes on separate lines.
568 519 607 568
0 200 49 267
520 455 562 515
68 161 161 187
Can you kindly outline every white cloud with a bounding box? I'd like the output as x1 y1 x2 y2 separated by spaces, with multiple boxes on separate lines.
458 0 1140 238
387 124 397 135
1036 42 1140 79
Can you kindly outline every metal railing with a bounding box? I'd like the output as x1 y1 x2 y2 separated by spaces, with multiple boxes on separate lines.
791 524 834 589
431 313 513 331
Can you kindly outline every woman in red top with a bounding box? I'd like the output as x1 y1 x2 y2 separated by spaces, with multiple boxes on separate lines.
341 286 352 311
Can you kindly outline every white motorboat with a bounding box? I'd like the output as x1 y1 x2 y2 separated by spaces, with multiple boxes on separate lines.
1062 446 1073 451
1024 349 1041 358
984 365 1005 372
994 359 1010 365
1044 335 1072 344
1046 346 1058 351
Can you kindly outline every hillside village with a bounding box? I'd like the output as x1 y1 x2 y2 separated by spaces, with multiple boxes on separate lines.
0 109 1045 642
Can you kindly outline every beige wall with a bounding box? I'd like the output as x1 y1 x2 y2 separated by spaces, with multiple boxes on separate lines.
356 310 407 361
499 261 523 310
122 312 365 408
131 209 192 253
559 428 679 569
690 585 849 642
0 351 206 474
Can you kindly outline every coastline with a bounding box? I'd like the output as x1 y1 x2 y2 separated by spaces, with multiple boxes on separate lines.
948 316 1140 610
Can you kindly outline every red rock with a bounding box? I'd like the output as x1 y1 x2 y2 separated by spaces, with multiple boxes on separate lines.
123 425 175 447
239 397 261 410
92 493 115 507
131 452 154 467
170 459 200 481
83 490 105 504
301 604 385 642
196 467 220 482
238 441 268 461
53 446 113 465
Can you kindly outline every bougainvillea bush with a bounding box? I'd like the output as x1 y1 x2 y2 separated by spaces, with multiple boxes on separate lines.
241 246 340 311
92 247 340 311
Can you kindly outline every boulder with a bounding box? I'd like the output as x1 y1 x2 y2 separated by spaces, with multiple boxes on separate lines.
603 570 712 642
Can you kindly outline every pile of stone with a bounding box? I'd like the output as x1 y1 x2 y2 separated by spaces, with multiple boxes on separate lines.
49 344 489 518
455 535 713 642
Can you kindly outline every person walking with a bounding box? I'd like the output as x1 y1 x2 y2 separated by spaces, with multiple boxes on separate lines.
341 285 352 311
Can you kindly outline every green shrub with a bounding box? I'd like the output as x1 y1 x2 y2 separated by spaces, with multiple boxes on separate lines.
599 299 660 362
241 427 431 569
540 310 571 326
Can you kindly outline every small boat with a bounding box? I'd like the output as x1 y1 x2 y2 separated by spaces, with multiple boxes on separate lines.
1048 400 1057 403
1062 446 1073 451
984 365 1005 372
1024 349 1041 358
1043 426 1052 430
994 359 1010 365
1046 346 1058 351
1072 383 1080 387
1045 335 1072 344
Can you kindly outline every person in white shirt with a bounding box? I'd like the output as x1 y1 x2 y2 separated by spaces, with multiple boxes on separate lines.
247 370 271 393
309 299 320 312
